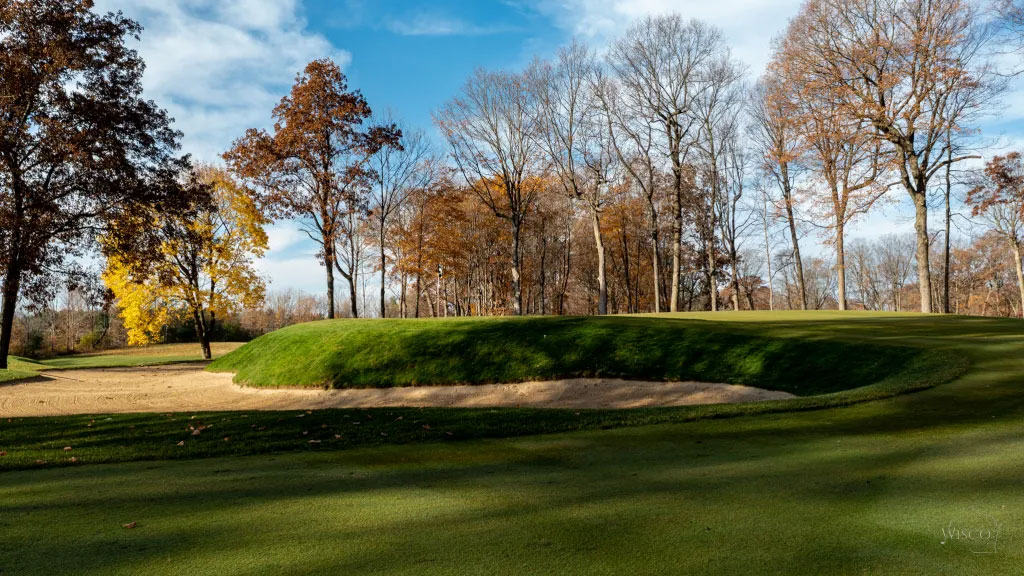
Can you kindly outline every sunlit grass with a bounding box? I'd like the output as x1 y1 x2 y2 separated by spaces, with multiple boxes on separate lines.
1 342 243 381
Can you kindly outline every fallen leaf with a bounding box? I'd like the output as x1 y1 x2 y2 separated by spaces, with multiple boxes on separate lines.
302 431 309 436
308 439 321 444
223 437 230 442
70 457 79 463
122 522 137 529
381 432 388 437
35 459 46 465
191 429 201 436
422 424 431 430
63 446 72 451
0 451 6 456
334 434 342 439
176 441 185 447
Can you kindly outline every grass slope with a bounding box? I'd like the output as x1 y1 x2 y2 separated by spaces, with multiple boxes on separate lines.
1 312 1021 574
209 315 929 395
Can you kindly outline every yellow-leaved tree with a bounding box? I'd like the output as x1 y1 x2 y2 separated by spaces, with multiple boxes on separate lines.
103 166 269 358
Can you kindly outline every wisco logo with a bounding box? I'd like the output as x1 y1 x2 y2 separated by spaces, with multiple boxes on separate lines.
941 509 1000 554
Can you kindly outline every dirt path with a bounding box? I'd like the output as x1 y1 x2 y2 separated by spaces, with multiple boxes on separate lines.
0 364 794 417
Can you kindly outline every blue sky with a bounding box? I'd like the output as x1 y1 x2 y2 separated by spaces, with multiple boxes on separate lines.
91 0 1024 298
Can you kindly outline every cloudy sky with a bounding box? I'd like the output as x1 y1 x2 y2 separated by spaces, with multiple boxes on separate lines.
93 0 1024 297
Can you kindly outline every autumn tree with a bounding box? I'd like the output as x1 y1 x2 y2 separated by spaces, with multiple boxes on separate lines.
782 0 1003 312
0 0 193 369
790 79 887 311
104 166 268 358
967 152 1024 315
436 68 543 315
225 59 400 319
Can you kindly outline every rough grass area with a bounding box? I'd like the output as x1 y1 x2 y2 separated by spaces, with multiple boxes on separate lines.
1 342 243 381
208 315 928 395
0 312 1021 575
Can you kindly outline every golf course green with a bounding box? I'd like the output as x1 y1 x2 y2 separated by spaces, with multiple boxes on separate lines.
1 312 1022 574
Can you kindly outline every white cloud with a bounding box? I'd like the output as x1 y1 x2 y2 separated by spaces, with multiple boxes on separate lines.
265 222 307 253
532 0 801 74
386 14 514 36
255 254 324 294
94 0 349 161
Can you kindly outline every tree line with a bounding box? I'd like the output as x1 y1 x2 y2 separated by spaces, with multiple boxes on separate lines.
4 0 1024 365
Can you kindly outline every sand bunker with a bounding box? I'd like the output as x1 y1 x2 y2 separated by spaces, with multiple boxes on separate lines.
0 364 794 417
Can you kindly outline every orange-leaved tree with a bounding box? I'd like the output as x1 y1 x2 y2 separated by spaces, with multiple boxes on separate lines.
225 59 400 319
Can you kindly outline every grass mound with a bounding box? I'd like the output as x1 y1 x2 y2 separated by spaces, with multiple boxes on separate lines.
209 315 937 396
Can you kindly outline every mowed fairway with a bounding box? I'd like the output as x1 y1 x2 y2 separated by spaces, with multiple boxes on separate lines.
1 312 1023 575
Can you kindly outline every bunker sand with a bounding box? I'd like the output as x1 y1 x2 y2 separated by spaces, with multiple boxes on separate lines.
0 364 794 416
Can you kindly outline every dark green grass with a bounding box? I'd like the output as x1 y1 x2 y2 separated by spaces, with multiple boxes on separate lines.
208 315 928 395
2 312 1023 574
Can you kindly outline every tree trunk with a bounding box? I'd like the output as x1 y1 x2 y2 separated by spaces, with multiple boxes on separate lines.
836 220 847 311
783 187 806 310
348 269 359 318
400 271 408 318
539 236 547 316
647 200 661 313
943 154 952 314
763 195 775 312
671 200 682 313
511 221 523 315
730 248 740 311
1013 241 1024 319
912 190 932 313
379 232 387 318
324 241 336 319
621 223 632 313
0 259 23 370
414 271 421 318
192 308 212 360
593 210 607 315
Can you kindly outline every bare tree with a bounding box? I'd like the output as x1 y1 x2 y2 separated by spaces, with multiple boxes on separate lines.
595 70 665 312
533 41 614 314
606 16 726 312
717 131 754 310
367 119 434 317
748 77 808 310
694 52 746 311
436 68 542 315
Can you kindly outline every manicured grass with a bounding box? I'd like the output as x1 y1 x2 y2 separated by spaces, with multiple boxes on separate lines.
1 342 243 381
1 312 1023 574
209 315 930 395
